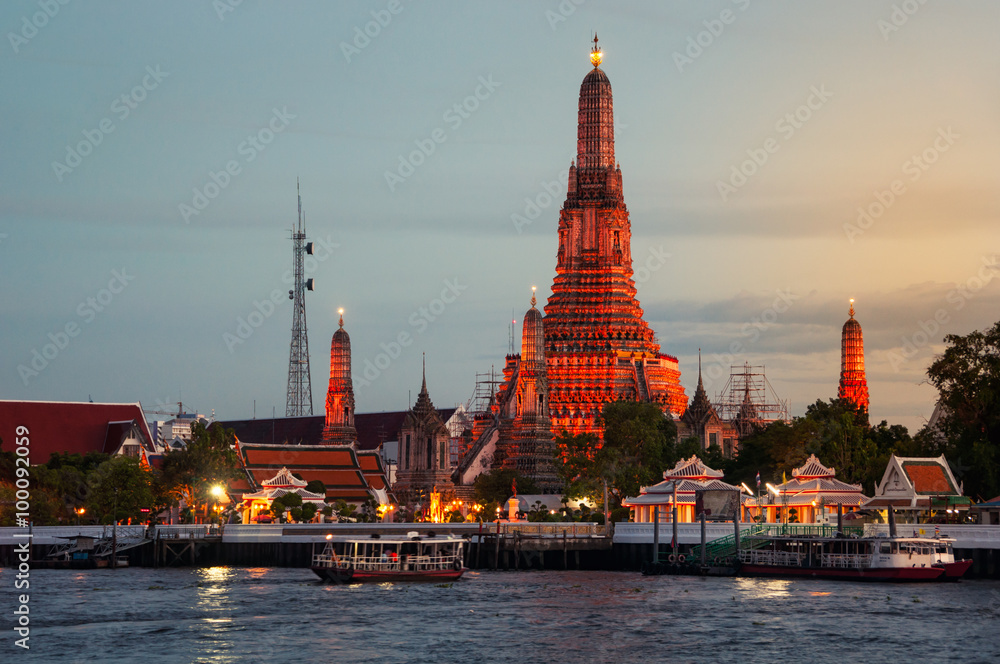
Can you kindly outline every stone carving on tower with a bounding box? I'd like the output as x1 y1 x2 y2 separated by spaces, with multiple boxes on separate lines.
321 309 357 446
838 299 870 414
543 36 687 437
495 289 560 491
393 359 455 499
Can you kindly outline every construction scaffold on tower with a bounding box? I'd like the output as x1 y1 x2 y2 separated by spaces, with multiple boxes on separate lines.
714 362 789 438
285 180 315 417
466 367 501 417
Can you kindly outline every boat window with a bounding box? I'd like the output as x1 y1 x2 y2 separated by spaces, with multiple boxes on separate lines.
880 542 891 554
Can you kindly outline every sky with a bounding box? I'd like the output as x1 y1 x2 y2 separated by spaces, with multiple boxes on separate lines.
1 0 998 435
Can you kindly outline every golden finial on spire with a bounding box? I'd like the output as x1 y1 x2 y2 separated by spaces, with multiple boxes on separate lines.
531 285 537 308
849 299 855 318
338 308 344 328
590 33 603 68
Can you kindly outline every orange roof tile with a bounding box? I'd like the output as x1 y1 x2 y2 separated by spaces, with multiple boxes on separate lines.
903 462 956 494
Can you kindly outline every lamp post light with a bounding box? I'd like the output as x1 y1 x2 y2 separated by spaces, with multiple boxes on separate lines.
210 484 225 528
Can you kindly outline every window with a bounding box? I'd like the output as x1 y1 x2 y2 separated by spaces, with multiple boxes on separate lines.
405 435 410 470
440 441 447 470
426 437 433 469
709 432 718 447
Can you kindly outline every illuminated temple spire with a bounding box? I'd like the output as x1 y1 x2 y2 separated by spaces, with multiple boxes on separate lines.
838 299 870 414
321 308 357 445
494 288 558 491
543 38 686 437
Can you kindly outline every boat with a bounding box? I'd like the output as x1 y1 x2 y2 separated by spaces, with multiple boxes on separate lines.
737 532 972 582
928 535 974 580
310 532 467 583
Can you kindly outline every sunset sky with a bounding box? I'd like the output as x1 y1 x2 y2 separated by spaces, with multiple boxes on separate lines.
2 0 998 434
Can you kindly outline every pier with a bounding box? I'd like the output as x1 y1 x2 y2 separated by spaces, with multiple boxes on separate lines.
4 522 1000 577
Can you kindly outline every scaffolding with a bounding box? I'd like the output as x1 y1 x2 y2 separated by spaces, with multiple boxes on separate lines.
714 362 789 438
466 367 501 417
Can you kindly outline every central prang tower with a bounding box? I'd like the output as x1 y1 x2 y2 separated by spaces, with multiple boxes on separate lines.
543 37 687 437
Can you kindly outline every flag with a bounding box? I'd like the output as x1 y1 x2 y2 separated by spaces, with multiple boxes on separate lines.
755 471 761 488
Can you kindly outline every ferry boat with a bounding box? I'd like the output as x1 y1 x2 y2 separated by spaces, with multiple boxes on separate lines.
737 532 972 582
310 532 467 583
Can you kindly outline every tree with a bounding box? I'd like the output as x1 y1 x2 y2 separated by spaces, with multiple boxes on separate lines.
555 400 677 514
89 456 156 524
723 399 909 495
473 468 538 506
269 492 303 522
925 320 1000 499
159 422 240 519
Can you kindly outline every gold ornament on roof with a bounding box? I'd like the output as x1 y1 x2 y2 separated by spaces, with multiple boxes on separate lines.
590 34 603 68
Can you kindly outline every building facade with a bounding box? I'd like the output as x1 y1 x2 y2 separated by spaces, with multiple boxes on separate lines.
321 311 357 445
393 365 455 500
543 38 686 438
838 299 870 413
677 354 739 457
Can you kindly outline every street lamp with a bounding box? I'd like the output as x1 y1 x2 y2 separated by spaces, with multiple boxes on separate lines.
210 485 225 527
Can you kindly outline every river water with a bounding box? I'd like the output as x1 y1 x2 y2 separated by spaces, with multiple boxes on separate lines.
3 567 999 663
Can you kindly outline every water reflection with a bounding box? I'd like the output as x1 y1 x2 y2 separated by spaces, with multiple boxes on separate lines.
13 568 1000 663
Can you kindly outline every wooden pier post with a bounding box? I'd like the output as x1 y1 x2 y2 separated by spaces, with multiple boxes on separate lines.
672 483 679 560
733 489 741 559
653 506 660 564
563 531 568 570
700 511 707 566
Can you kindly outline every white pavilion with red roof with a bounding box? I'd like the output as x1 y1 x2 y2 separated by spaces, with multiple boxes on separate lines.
623 456 743 523
240 466 326 524
752 454 868 524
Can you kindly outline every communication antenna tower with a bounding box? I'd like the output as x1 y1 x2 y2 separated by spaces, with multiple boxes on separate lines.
285 179 315 417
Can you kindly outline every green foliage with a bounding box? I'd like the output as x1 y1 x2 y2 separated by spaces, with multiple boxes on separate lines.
473 468 538 505
306 480 326 496
159 422 240 515
925 320 1000 499
556 400 678 514
89 456 156 524
723 398 912 494
268 492 306 522
331 499 359 522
